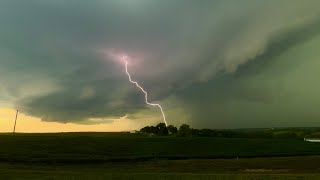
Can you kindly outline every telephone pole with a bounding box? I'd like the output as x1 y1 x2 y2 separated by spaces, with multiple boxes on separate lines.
13 110 19 133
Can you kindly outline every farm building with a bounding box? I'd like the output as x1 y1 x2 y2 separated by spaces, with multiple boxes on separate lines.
304 138 320 142
130 130 139 134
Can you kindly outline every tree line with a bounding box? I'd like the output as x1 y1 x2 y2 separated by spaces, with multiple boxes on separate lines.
140 123 320 139
140 123 241 137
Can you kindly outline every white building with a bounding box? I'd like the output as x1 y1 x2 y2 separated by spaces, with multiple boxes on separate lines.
304 138 320 142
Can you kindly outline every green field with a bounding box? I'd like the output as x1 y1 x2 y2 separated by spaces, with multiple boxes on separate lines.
1 132 320 179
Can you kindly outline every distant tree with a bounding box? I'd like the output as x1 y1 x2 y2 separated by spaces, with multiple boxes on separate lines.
191 128 200 137
156 123 168 136
156 123 166 129
178 124 191 137
217 130 240 138
167 125 178 134
199 129 218 137
140 126 151 134
150 126 159 134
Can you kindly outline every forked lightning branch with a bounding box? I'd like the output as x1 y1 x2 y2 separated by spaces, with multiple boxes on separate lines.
123 57 168 126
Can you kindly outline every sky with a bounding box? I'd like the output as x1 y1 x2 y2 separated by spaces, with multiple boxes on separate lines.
1 0 320 132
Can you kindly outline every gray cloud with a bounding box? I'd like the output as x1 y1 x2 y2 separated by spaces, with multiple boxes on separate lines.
1 0 320 127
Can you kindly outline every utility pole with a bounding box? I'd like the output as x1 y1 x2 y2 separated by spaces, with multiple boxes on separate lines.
13 110 19 133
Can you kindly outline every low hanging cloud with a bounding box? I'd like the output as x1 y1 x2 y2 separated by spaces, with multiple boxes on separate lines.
1 0 320 127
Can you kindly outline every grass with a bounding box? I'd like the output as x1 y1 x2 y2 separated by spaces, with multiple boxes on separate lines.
1 132 320 179
1 132 320 163
2 173 320 180
1 158 320 179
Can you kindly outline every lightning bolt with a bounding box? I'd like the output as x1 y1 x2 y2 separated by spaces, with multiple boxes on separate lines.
124 61 168 126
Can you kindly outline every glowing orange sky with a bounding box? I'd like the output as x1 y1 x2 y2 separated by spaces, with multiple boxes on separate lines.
0 108 143 133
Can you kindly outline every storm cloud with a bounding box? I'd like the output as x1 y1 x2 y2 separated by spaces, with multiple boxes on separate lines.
1 0 320 127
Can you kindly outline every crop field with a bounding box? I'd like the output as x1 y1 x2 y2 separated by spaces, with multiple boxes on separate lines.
1 132 320 179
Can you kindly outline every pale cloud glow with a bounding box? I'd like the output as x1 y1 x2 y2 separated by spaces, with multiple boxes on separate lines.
0 108 143 133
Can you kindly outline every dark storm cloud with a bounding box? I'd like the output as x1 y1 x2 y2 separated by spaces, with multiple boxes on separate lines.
1 0 320 127
177 18 320 128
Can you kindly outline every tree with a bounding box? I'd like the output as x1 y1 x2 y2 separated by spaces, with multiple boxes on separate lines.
198 129 218 137
178 124 191 137
191 128 200 136
167 125 178 134
156 123 166 129
140 126 151 134
156 123 168 136
150 126 159 134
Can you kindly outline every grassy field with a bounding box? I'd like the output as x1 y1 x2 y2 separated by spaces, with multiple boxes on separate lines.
1 132 320 163
1 157 320 179
1 132 320 179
